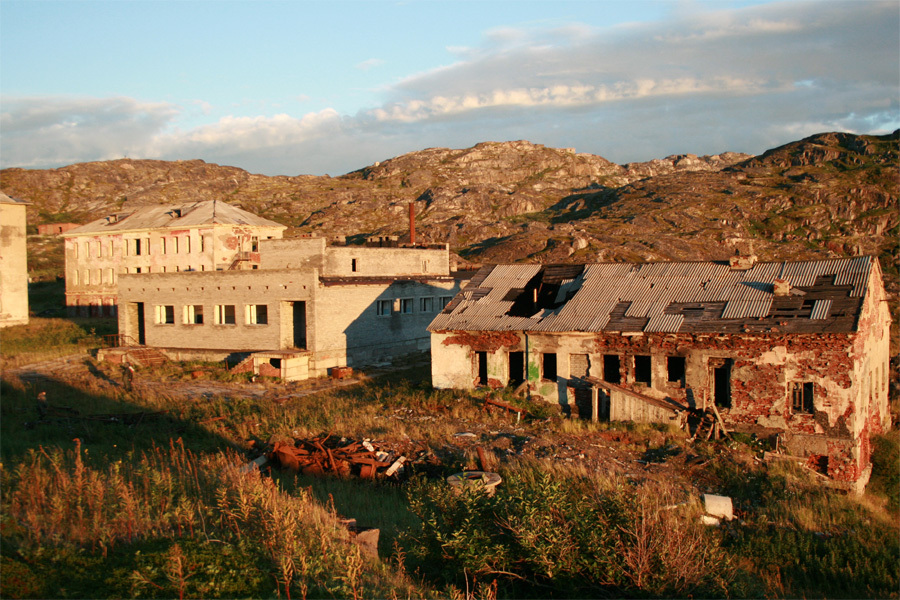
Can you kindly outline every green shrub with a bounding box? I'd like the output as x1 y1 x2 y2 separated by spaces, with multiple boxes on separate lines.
402 471 736 598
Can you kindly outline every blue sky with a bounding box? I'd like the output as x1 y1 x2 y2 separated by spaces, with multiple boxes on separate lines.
1 0 897 176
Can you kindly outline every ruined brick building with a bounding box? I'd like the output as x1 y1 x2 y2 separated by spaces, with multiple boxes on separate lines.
116 235 462 379
62 201 286 316
428 256 891 490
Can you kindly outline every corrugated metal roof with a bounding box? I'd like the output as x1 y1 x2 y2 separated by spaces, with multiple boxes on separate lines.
63 200 285 236
811 299 833 320
427 256 876 335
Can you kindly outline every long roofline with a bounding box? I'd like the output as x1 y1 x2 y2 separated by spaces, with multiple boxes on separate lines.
62 200 285 236
428 256 877 336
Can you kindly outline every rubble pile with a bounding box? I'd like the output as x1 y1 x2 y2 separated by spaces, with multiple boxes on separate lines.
268 435 420 479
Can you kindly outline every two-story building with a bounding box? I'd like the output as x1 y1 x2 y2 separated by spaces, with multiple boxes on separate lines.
116 236 464 378
62 200 286 316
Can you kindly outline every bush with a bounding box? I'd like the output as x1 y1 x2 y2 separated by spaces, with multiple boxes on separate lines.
402 471 736 598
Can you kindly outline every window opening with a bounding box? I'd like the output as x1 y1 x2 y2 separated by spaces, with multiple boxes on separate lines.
155 305 175 324
603 354 621 384
246 304 268 325
509 351 525 386
635 355 652 385
713 359 733 409
420 297 434 312
476 351 488 386
215 304 236 325
791 382 814 414
667 356 686 385
376 299 392 316
184 305 203 324
542 353 557 380
570 354 590 379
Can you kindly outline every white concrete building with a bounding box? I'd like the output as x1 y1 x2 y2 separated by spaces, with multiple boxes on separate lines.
0 193 31 327
116 237 463 378
62 200 286 316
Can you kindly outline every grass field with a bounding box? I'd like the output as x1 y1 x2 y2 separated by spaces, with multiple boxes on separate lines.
1 320 897 598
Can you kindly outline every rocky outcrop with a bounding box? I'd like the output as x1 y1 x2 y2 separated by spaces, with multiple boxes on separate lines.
2 132 897 309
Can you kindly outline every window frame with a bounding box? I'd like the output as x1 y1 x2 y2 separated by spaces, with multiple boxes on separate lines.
183 304 204 325
376 299 393 316
791 381 815 414
155 304 175 325
215 304 237 325
245 304 269 325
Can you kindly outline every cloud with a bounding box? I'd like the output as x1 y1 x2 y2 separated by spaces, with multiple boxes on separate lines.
355 58 385 71
1 0 897 176
0 96 178 167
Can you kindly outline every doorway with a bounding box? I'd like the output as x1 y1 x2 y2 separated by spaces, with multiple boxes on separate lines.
508 351 525 387
712 359 732 409
125 302 146 345
476 351 488 386
291 301 307 349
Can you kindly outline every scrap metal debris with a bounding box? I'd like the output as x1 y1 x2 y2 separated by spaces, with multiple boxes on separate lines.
268 435 424 479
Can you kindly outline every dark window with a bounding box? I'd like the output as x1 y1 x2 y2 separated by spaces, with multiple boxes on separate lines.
635 355 652 385
603 354 621 384
509 351 525 386
713 359 732 408
351 258 358 272
542 353 557 380
791 382 814 414
667 356 686 385
251 236 259 252
476 351 488 386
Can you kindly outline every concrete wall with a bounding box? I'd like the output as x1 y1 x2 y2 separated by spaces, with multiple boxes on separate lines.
117 269 316 351
118 268 461 377
0 202 29 327
323 245 450 277
258 238 327 270
315 278 459 372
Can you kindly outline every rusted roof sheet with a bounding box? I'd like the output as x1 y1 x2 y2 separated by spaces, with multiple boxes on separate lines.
427 257 876 335
63 200 285 236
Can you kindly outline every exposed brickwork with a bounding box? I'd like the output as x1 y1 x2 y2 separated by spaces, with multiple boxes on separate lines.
442 331 521 352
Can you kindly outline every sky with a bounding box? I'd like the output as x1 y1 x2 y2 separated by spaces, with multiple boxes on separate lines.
1 0 897 177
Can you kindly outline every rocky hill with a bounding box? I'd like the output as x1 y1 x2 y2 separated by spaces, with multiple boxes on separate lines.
2 131 897 304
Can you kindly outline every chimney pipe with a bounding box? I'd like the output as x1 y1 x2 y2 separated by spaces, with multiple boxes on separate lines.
409 202 416 245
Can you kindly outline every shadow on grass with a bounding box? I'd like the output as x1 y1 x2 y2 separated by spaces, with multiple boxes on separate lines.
0 367 238 466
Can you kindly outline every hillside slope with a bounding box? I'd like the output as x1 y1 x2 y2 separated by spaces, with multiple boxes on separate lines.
2 132 896 295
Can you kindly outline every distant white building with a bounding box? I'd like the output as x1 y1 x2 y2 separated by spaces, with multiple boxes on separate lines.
62 200 286 316
0 193 31 328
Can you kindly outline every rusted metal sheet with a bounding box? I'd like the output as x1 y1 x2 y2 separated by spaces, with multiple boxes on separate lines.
268 436 412 479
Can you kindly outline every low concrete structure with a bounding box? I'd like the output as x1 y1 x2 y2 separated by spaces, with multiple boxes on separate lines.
117 236 462 377
0 193 31 327
428 257 891 490
37 223 80 235
62 200 286 316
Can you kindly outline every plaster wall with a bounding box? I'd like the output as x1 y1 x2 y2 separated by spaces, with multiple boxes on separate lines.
65 224 283 311
314 278 459 372
323 245 450 277
117 269 315 351
0 202 29 327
